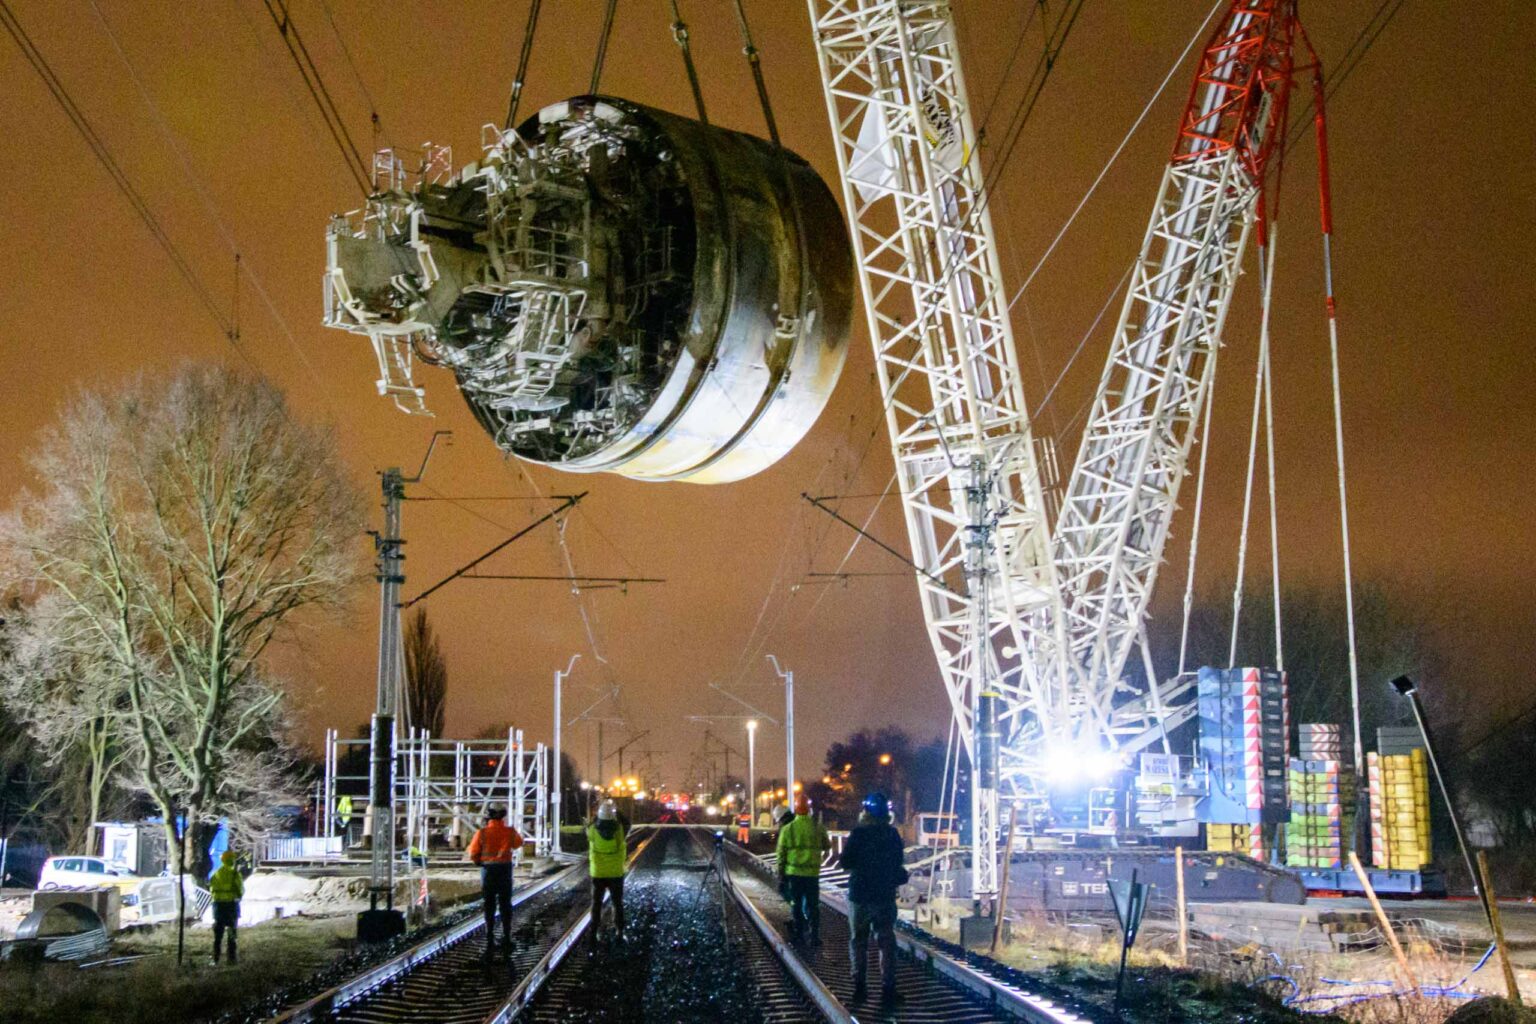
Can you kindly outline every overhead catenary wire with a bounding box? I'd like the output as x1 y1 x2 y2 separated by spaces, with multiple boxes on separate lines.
0 0 251 359
1006 0 1223 310
84 0 338 409
504 0 542 130
260 0 371 197
317 0 390 150
973 1 1044 140
401 492 585 608
1283 0 1408 155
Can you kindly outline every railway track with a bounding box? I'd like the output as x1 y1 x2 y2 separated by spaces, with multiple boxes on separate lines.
722 839 1099 1024
266 826 1099 1023
521 826 828 1023
265 831 656 1024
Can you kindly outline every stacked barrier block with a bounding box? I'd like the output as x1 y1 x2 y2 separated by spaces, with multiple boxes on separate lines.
1368 733 1432 870
1206 822 1266 860
1197 667 1290 826
1286 724 1354 868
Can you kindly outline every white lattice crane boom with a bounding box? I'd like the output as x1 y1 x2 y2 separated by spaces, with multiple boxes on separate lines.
1052 4 1302 756
806 0 1069 899
807 0 1313 899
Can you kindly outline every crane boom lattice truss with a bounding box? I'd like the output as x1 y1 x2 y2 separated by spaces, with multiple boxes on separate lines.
808 0 1313 897
807 0 1067 900
1053 3 1298 755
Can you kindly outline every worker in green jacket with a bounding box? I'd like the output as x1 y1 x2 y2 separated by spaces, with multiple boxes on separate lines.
776 795 831 944
587 799 628 950
208 850 244 964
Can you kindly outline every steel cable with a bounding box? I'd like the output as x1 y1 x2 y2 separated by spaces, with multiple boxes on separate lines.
503 0 543 130
667 0 709 125
589 0 619 94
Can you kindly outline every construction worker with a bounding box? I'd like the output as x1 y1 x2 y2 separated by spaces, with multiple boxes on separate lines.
772 804 795 902
587 798 627 949
208 850 243 965
736 808 752 845
336 793 353 838
837 792 908 1006
776 794 830 945
467 805 524 956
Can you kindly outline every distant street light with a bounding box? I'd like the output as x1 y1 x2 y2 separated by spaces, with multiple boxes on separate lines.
767 656 795 799
879 753 893 766
746 719 758 816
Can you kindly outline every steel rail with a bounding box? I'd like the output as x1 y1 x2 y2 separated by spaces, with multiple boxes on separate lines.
266 860 580 1024
824 888 1092 1024
701 832 853 1024
724 840 1093 1024
483 828 659 1024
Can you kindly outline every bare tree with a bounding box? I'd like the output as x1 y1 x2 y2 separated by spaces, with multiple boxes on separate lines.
0 599 130 851
0 366 364 889
403 607 448 737
1168 578 1446 743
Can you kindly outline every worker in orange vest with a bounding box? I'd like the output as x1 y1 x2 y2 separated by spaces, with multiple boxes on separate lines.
737 810 752 845
468 805 524 956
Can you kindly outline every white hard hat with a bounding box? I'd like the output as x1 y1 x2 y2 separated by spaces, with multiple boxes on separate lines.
597 799 618 821
774 803 794 824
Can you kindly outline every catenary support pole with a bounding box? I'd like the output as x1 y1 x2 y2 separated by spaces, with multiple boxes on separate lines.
361 433 446 942
747 720 757 818
552 655 578 852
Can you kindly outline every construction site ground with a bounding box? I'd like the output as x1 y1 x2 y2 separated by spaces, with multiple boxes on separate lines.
0 860 557 1024
918 897 1536 1022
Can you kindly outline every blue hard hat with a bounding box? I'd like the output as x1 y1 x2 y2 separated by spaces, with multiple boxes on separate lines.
862 792 890 818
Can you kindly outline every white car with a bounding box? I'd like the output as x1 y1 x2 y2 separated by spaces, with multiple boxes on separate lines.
38 855 137 890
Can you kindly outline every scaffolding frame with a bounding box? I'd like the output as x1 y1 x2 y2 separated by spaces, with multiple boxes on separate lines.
323 726 549 858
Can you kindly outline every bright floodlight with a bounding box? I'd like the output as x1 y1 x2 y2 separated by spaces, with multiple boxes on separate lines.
1040 741 1123 784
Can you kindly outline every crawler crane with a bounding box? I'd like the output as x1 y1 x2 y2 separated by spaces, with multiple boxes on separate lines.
806 0 1325 904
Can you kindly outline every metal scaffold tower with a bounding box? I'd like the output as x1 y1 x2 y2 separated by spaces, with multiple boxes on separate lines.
324 727 550 855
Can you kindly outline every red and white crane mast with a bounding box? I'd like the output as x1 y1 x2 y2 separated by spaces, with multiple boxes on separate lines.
1052 2 1306 760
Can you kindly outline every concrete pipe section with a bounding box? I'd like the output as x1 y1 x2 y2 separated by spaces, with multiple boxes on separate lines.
327 96 853 484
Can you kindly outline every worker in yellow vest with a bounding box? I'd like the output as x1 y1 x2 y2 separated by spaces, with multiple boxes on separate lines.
587 799 627 950
336 793 353 838
208 850 244 965
776 794 831 945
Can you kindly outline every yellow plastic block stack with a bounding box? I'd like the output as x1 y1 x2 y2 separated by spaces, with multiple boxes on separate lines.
1370 748 1431 870
1207 822 1264 859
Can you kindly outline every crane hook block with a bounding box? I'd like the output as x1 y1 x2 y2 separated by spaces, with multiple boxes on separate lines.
324 96 853 484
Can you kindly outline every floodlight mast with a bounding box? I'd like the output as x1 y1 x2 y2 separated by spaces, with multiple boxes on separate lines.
807 0 1314 893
